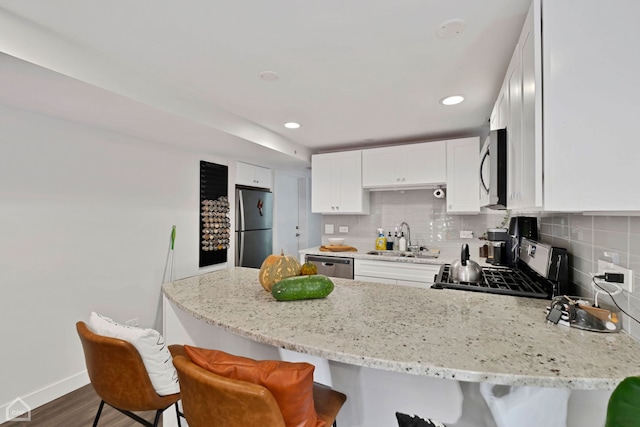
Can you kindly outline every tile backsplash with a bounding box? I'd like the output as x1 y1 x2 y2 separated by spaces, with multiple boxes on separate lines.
537 214 640 340
321 190 640 339
320 189 508 250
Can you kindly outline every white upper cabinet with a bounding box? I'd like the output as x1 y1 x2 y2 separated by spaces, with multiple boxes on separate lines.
541 0 640 211
362 141 446 189
236 161 272 189
490 82 508 131
490 0 542 211
492 0 640 212
446 137 480 214
509 0 542 210
311 151 369 214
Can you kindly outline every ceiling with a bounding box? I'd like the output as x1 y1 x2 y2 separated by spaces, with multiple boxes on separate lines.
0 0 531 170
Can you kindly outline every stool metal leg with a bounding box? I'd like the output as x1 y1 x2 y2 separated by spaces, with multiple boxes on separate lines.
175 401 183 427
92 400 105 427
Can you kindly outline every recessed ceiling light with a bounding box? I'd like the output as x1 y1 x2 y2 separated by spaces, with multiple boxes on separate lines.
440 95 465 106
259 71 279 81
284 122 300 129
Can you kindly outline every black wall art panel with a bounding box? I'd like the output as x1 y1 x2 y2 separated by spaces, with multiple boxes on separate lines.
199 161 229 267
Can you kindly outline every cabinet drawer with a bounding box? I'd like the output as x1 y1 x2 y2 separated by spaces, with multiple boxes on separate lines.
354 259 441 284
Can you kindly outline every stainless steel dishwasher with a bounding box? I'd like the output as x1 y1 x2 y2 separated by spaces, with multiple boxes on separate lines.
305 255 354 279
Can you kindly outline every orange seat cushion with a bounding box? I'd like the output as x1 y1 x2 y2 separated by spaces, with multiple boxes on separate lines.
184 346 324 427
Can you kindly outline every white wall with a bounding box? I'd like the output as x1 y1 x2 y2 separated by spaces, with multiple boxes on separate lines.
0 104 231 420
272 171 320 255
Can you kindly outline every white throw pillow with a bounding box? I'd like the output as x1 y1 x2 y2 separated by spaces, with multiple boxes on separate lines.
88 312 180 396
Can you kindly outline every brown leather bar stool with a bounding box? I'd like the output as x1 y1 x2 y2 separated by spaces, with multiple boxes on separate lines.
173 354 347 427
76 321 183 427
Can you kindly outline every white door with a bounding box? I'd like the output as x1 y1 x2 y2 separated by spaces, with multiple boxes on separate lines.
274 172 302 256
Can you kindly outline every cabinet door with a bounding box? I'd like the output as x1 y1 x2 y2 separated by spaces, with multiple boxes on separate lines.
337 151 368 213
404 141 446 185
236 162 272 189
520 0 543 209
362 141 446 188
311 154 339 212
542 0 640 211
312 151 368 214
362 146 399 187
253 165 272 189
502 0 542 211
446 137 480 214
506 47 524 208
355 259 441 285
490 79 506 131
236 161 255 186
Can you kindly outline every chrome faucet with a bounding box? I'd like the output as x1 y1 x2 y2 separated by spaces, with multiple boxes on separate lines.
398 221 411 248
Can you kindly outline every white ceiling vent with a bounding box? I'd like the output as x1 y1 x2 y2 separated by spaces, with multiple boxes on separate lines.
436 19 466 39
259 71 279 81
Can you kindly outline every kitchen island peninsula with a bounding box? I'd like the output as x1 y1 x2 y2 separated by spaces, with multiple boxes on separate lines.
162 267 640 427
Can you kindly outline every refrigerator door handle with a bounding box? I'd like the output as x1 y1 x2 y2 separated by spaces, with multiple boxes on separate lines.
238 190 246 231
239 231 245 266
238 190 245 266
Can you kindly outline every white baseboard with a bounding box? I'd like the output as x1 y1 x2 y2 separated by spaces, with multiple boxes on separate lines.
1 370 90 423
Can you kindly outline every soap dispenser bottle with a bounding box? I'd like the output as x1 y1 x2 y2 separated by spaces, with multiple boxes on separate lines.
375 228 387 250
398 232 407 251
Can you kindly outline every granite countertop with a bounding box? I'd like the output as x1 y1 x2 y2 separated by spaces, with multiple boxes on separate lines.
162 267 640 390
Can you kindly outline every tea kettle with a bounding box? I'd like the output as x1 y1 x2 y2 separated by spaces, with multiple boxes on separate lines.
450 244 483 283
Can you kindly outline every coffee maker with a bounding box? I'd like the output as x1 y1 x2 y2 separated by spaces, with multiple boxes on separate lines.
485 228 509 266
506 216 538 266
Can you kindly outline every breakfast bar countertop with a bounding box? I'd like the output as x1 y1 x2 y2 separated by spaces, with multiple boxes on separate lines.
162 267 640 390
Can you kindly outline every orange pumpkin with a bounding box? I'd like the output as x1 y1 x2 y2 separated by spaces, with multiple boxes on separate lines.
300 262 318 276
258 250 301 291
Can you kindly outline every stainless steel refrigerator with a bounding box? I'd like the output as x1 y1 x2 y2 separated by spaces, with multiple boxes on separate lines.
235 187 273 268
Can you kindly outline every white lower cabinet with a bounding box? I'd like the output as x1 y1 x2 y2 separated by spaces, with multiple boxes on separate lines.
354 259 441 288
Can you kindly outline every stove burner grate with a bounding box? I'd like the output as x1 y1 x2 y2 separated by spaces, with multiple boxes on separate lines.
433 264 552 299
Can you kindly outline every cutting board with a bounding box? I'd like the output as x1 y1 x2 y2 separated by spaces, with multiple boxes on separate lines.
319 245 358 252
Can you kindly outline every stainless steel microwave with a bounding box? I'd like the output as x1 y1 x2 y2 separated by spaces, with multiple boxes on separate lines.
479 128 507 209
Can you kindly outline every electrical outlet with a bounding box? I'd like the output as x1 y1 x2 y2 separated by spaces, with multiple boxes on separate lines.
459 230 474 239
597 260 633 292
125 318 139 327
324 224 334 234
339 226 349 233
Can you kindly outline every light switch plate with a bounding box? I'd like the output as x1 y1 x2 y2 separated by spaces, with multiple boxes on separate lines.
459 230 474 239
597 259 633 292
324 224 334 234
339 226 349 233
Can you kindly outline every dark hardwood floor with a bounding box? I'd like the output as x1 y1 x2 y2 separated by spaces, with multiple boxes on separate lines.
1 385 175 427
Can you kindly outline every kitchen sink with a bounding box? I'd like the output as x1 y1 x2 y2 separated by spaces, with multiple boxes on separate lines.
366 250 439 259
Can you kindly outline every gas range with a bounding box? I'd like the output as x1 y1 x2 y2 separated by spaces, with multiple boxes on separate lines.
432 238 569 299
